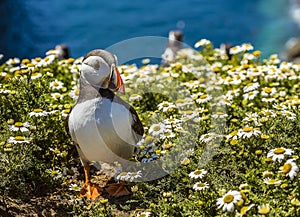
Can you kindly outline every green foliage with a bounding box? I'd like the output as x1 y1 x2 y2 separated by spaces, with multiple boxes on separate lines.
0 41 299 216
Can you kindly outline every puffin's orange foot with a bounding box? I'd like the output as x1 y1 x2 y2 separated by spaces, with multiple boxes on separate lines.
106 182 130 198
79 182 102 200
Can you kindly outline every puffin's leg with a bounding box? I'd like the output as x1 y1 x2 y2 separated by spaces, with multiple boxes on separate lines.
106 181 130 198
79 163 102 199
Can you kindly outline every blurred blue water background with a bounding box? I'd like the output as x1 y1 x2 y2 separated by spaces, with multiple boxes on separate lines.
0 0 300 62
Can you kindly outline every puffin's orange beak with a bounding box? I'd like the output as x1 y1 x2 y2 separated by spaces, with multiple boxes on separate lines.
113 66 125 93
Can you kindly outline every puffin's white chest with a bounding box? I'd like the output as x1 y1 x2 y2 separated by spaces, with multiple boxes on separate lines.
69 98 136 163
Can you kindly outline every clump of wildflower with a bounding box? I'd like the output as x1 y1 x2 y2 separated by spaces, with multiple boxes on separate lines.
116 171 142 182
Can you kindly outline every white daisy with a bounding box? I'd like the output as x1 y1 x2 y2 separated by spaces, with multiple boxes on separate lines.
199 133 220 143
272 103 288 110
194 39 211 48
157 101 177 112
6 57 20 65
263 178 282 185
243 90 259 100
129 94 142 102
29 109 50 117
261 87 276 97
9 122 30 132
279 159 299 179
50 79 64 90
69 85 80 100
182 110 198 120
31 72 42 79
241 43 254 51
126 171 142 182
211 112 228 119
242 112 259 124
51 92 63 100
281 110 296 120
149 123 165 137
193 181 209 191
237 127 261 139
229 46 243 55
68 183 81 192
7 136 31 144
267 147 294 162
159 129 176 139
136 211 151 217
243 82 259 93
189 169 208 179
195 94 212 104
216 190 242 212
260 109 276 118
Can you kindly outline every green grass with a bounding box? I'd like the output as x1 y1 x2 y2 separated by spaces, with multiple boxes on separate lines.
0 41 299 216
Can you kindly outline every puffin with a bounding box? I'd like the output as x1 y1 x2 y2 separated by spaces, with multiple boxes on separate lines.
54 44 70 60
161 30 184 66
68 49 144 199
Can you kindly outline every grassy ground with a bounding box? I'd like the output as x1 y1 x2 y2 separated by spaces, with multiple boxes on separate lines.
0 40 299 216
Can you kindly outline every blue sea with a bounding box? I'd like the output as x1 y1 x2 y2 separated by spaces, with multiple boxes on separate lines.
0 0 300 62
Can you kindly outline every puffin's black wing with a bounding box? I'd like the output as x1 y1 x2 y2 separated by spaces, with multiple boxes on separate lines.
128 105 144 139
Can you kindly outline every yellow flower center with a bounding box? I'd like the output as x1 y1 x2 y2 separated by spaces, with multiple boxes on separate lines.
33 109 43 113
258 206 270 214
265 111 272 116
281 163 292 174
119 172 128 176
230 131 238 136
15 136 25 141
197 183 206 188
230 139 238 145
261 134 270 139
243 127 253 132
163 132 171 137
194 170 203 175
264 87 272 93
200 94 207 99
153 125 161 131
14 122 23 127
253 50 261 56
162 102 169 107
223 194 234 203
186 110 194 115
267 179 279 185
274 148 285 155
53 82 59 87
247 82 254 87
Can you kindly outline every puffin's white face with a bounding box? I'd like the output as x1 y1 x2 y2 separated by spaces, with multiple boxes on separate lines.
81 55 112 89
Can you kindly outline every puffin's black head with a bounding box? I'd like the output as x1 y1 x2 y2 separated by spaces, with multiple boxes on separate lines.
81 49 125 93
